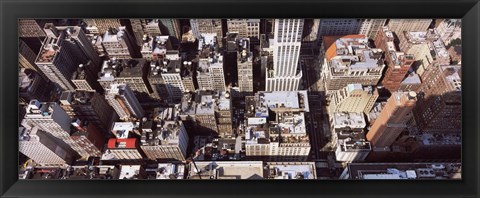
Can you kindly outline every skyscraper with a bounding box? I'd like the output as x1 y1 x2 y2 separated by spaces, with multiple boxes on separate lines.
105 84 144 121
159 19 182 39
129 19 146 46
19 19 47 38
237 37 254 95
102 27 137 59
375 27 416 92
190 19 223 46
35 29 83 91
19 39 41 72
414 65 461 133
140 120 189 161
317 19 387 41
23 100 90 159
366 92 417 147
266 19 304 91
320 35 385 95
19 126 76 167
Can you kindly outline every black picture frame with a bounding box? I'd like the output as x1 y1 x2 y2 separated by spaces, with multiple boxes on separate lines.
1 0 479 197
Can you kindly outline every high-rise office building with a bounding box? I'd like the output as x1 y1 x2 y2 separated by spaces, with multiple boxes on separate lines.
153 53 186 102
19 19 47 38
435 19 461 46
105 84 144 121
35 28 84 91
190 19 223 46
237 37 254 95
366 92 417 147
23 100 90 159
97 59 153 103
83 19 122 35
414 65 461 133
226 19 260 39
329 84 378 115
19 69 54 105
140 120 189 161
387 19 432 35
19 126 76 167
144 19 162 36
244 91 311 161
331 112 371 162
63 26 102 67
59 91 118 134
197 35 226 91
215 91 233 137
107 138 144 162
129 19 146 46
159 19 182 40
70 118 105 157
317 19 387 41
320 35 385 94
102 27 137 59
397 31 439 77
266 19 304 91
375 27 416 92
19 39 41 72
195 92 219 135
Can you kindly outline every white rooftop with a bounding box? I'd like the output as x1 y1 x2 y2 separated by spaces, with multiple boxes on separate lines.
333 112 366 129
119 165 142 179
112 122 134 139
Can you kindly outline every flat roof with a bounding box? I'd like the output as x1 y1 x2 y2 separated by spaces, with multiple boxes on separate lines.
188 161 264 179
266 162 316 179
107 138 137 149
196 94 215 115
119 165 141 179
333 112 366 129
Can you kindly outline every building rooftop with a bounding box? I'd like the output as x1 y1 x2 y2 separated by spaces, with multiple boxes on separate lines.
156 163 185 179
36 36 61 63
140 120 184 146
179 92 197 115
102 27 127 43
111 122 135 139
419 132 461 145
71 64 88 80
154 107 178 121
254 91 309 117
406 31 428 43
346 162 461 180
401 69 422 85
119 165 142 179
265 162 316 179
333 112 366 129
107 138 137 149
67 165 119 180
330 49 384 70
216 91 231 111
188 161 264 179
323 34 367 61
25 100 56 118
195 94 215 115
99 59 146 81
432 39 449 59
440 65 461 91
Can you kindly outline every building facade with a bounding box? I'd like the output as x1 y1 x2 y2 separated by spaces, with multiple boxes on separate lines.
366 92 417 147
105 84 144 121
266 19 304 91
